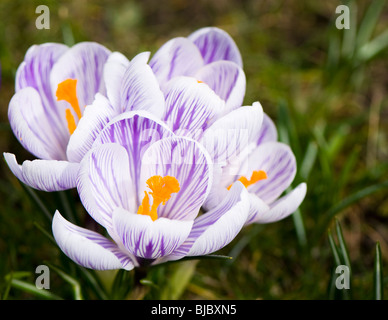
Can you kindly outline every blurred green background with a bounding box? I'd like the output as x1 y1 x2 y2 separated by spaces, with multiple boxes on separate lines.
0 0 387 300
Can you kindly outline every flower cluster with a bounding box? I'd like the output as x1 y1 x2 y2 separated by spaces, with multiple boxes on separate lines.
4 27 306 270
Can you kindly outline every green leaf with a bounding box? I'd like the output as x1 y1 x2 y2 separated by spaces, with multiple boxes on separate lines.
356 0 386 49
9 279 63 300
45 263 83 300
161 260 198 300
335 219 352 274
374 242 384 300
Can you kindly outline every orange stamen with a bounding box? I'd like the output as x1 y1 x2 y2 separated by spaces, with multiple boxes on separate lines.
227 170 267 190
65 109 77 135
137 175 180 221
56 79 83 135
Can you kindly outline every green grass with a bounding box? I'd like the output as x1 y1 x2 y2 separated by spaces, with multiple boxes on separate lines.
0 0 388 300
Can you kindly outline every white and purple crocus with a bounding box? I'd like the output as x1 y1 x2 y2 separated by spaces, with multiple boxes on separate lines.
4 27 307 270
52 112 250 270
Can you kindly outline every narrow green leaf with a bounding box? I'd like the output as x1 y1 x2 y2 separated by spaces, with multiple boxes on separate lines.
292 208 307 248
328 229 341 266
335 219 352 273
46 263 83 300
9 279 63 300
374 242 384 300
358 28 388 62
299 141 318 180
356 0 386 49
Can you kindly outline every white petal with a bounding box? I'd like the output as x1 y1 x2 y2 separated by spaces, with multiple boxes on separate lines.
112 207 193 260
119 52 165 118
149 37 204 89
243 142 297 204
8 87 67 160
103 51 130 112
168 182 249 259
4 152 79 191
200 102 263 170
66 93 116 163
195 60 246 114
50 42 111 111
93 111 174 210
188 27 243 67
252 183 307 224
77 143 133 229
163 76 224 139
52 211 133 270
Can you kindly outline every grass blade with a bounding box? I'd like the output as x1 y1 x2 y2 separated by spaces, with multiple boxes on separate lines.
9 279 63 300
374 242 384 300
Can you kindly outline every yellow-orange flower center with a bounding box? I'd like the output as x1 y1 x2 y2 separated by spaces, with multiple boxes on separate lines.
137 175 180 221
56 79 82 135
227 170 267 190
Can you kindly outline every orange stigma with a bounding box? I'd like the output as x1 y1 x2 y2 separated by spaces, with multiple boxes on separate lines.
227 170 267 190
137 175 180 221
56 79 82 135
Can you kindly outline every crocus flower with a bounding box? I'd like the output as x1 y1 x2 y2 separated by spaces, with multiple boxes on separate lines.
4 44 164 191
52 112 250 270
203 112 307 225
149 27 246 115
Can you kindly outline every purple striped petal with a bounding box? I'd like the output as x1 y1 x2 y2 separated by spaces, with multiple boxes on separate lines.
256 113 278 146
4 153 79 191
167 182 249 260
243 142 297 204
140 136 213 221
163 76 224 139
103 51 130 113
77 143 134 230
16 43 69 151
50 42 111 117
112 207 193 260
119 52 165 118
200 102 264 170
52 211 133 270
93 111 174 209
245 193 270 225
195 60 246 114
252 183 307 224
149 37 204 88
8 87 67 160
188 27 243 67
66 93 116 163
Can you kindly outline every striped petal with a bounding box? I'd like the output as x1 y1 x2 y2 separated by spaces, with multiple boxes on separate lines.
167 182 249 260
16 43 69 151
4 153 79 191
77 143 134 230
188 27 243 67
243 142 297 204
52 211 133 270
50 42 111 116
93 111 174 210
256 112 278 145
103 51 130 112
119 52 165 118
66 93 116 163
8 87 67 160
140 136 213 221
251 183 307 224
200 102 263 170
195 60 246 114
149 37 204 88
163 76 224 139
112 207 193 260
